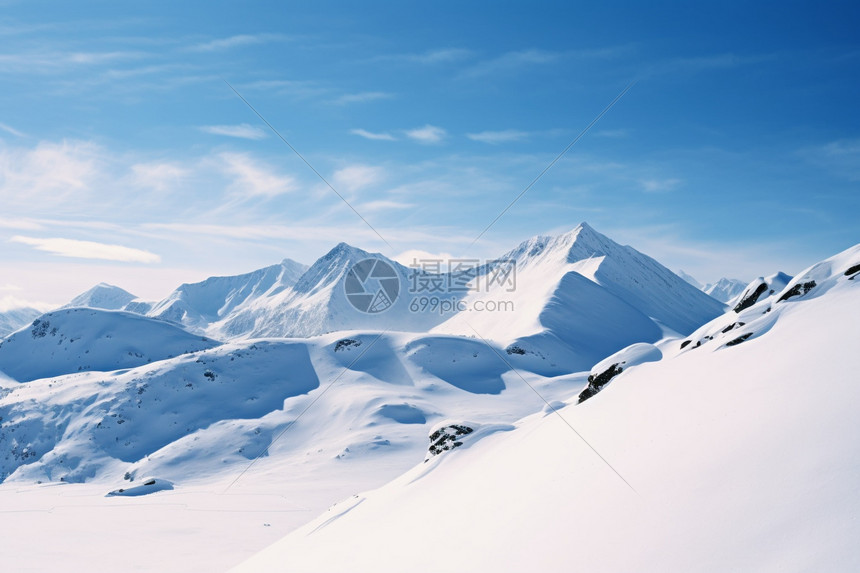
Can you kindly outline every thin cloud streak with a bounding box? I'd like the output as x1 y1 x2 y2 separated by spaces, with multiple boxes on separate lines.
11 236 161 263
200 123 268 140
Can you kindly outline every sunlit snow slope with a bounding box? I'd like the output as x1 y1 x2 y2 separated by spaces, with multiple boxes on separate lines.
237 243 860 573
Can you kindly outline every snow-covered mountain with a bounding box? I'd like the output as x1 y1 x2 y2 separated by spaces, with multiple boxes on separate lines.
61 283 139 311
146 258 308 333
702 277 746 303
435 223 725 373
236 242 860 573
677 269 703 289
0 308 219 382
677 271 747 303
0 305 42 338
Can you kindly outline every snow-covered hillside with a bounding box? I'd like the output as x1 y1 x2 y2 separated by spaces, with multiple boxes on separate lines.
0 329 585 484
236 242 860 573
0 309 219 382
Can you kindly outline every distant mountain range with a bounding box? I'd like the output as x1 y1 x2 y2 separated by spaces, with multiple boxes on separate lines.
678 270 747 303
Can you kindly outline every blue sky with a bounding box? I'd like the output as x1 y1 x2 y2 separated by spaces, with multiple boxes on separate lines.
1 1 858 306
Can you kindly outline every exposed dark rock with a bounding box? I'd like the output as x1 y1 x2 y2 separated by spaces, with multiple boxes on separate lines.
720 321 746 334
577 363 623 404
725 333 753 347
680 340 692 349
427 424 474 457
334 338 361 352
777 280 817 303
505 345 526 355
844 263 860 277
733 282 768 313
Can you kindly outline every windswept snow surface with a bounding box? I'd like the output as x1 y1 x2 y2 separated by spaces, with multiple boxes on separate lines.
236 243 860 573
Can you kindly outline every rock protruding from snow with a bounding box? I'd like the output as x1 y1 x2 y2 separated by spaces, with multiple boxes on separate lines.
732 272 792 312
423 420 514 462
106 477 173 497
577 342 662 403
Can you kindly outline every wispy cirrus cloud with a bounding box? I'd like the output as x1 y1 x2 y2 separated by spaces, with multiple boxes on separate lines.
802 138 860 181
350 129 397 141
189 33 286 52
640 178 682 193
128 161 190 192
467 130 529 144
332 164 385 192
0 140 102 202
11 236 161 263
332 91 393 105
405 125 446 144
200 123 268 140
0 123 26 138
460 49 561 78
218 152 297 197
360 200 414 212
370 48 473 65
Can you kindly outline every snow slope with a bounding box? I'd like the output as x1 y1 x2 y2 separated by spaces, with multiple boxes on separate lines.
237 242 860 573
0 308 219 382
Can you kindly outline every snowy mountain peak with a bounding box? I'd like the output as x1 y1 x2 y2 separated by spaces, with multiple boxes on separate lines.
62 283 138 311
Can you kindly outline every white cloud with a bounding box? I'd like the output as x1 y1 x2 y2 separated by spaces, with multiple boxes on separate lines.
405 125 446 144
461 49 561 78
11 236 161 263
350 129 397 141
200 123 268 140
218 152 297 197
594 129 629 138
0 294 54 312
333 92 393 105
803 139 860 181
0 122 26 138
640 178 682 193
360 200 413 212
333 165 385 192
0 140 101 202
372 48 473 65
190 34 285 52
0 283 22 292
129 161 190 192
467 130 529 144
